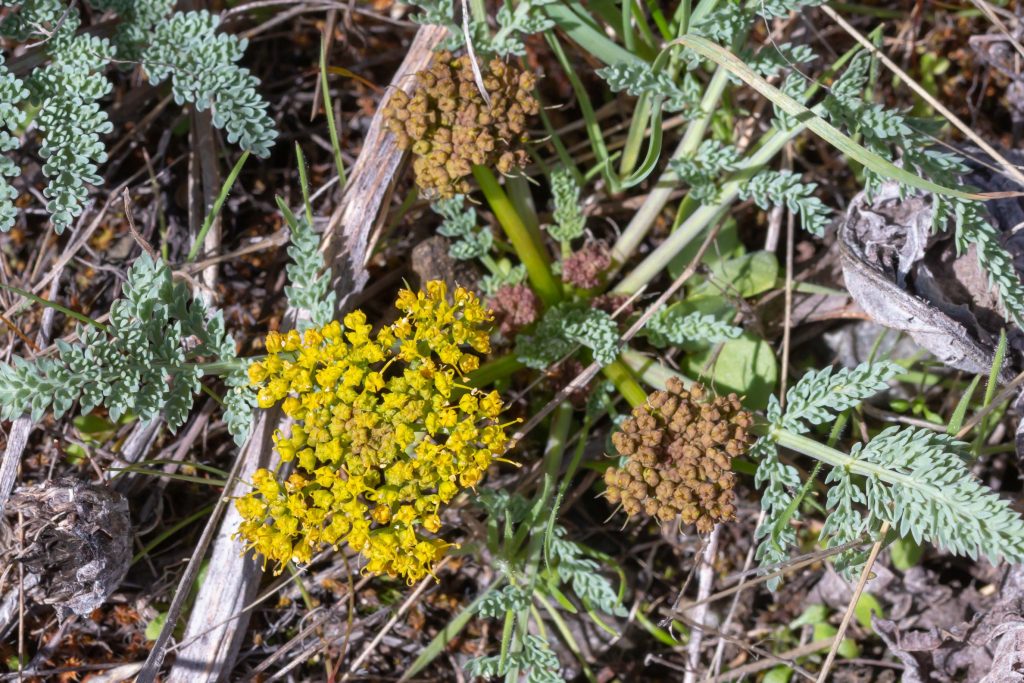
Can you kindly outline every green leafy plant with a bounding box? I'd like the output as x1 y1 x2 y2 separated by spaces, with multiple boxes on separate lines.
752 362 1024 586
0 254 252 441
0 0 276 232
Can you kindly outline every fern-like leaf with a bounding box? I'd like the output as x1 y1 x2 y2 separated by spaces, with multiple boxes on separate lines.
284 212 336 329
774 361 902 433
751 437 800 591
739 169 831 237
30 24 114 232
645 306 742 348
548 167 586 242
516 303 619 369
670 140 741 203
853 427 1024 564
596 62 700 113
142 11 276 157
0 55 27 232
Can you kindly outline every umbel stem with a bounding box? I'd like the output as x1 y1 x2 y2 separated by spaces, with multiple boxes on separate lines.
473 165 562 306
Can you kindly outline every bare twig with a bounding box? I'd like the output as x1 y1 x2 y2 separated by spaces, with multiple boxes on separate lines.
683 525 721 683
815 521 890 682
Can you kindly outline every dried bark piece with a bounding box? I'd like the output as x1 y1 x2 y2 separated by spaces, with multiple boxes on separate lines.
0 478 130 619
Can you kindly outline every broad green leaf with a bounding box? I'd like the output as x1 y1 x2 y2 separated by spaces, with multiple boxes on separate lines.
667 218 741 278
74 413 115 436
813 623 860 658
764 666 793 683
890 536 924 571
855 592 883 631
790 603 828 629
145 612 168 641
691 251 779 299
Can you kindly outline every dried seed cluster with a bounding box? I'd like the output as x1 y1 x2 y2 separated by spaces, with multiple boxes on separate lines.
0 479 131 618
605 379 753 533
236 282 513 583
383 51 539 197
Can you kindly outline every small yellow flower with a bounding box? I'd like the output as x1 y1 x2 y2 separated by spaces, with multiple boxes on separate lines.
234 282 513 582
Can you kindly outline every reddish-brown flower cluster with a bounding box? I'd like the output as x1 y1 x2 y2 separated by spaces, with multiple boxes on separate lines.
487 282 540 336
561 242 611 289
605 379 753 533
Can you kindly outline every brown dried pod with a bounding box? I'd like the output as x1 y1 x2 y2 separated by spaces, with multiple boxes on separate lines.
0 478 131 618
382 51 540 198
604 378 754 533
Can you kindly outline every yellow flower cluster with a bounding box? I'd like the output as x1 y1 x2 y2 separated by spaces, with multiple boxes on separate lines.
235 282 513 583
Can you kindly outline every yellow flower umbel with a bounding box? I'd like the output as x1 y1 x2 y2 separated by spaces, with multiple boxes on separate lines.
235 282 513 583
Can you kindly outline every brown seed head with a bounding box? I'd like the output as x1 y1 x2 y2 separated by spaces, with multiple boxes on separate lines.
604 379 753 532
382 52 540 198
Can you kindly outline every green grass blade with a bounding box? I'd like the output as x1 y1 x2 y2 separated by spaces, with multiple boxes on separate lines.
545 2 643 66
676 35 993 201
947 375 981 436
0 282 108 332
319 39 347 190
400 581 501 681
133 503 215 565
984 328 1008 408
186 151 250 263
295 143 314 226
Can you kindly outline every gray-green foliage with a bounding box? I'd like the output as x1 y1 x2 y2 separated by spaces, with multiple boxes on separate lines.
819 50 1024 326
23 12 114 233
465 634 562 683
747 42 816 78
479 261 527 298
0 56 27 232
754 361 901 585
596 62 700 113
670 140 741 203
408 0 554 57
469 490 623 681
645 306 742 348
283 209 336 331
753 361 1024 586
739 170 831 237
0 254 253 443
477 585 531 618
689 0 824 48
547 526 626 617
433 196 493 261
548 167 585 243
0 1 275 233
516 302 619 368
141 10 276 157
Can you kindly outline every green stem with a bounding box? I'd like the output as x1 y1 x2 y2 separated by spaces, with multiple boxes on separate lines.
610 66 731 267
602 358 648 407
468 354 524 388
769 427 951 502
187 151 249 263
198 358 250 376
619 347 695 389
473 165 562 306
613 125 801 295
534 592 599 683
546 32 619 192
505 174 540 235
509 402 575 557
618 93 653 179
